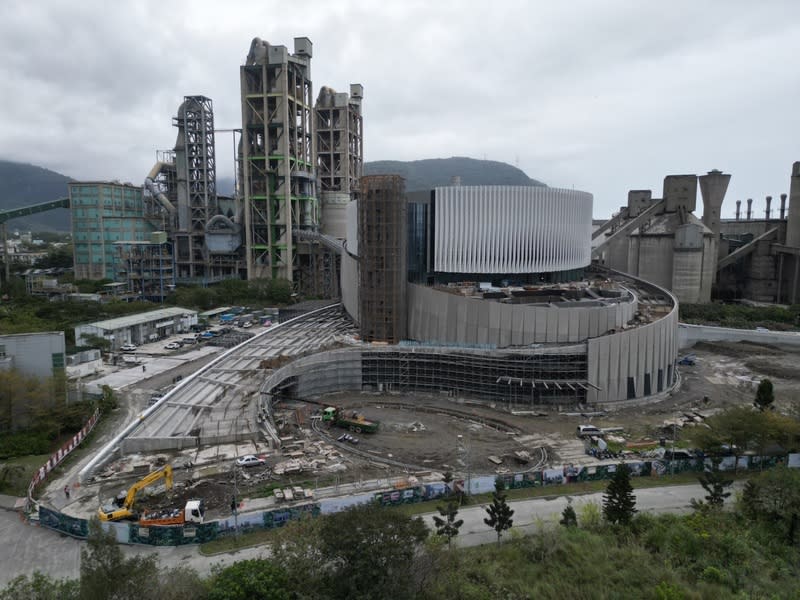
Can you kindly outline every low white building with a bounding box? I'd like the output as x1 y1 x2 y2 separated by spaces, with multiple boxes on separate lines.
0 332 66 378
75 307 198 350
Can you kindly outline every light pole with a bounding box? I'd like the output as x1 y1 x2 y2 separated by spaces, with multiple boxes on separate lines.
670 422 677 476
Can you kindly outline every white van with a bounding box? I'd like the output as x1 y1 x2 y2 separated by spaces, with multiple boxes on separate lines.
576 425 602 438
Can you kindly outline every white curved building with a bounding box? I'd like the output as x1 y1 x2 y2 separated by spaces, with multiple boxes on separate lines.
333 182 679 406
434 186 593 274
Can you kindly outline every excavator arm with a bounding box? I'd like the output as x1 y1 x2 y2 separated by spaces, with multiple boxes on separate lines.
98 465 173 521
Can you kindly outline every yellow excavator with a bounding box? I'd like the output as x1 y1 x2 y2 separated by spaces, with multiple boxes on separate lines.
98 465 173 521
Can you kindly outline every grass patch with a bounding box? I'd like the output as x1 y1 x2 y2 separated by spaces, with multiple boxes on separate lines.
0 453 51 496
200 527 281 555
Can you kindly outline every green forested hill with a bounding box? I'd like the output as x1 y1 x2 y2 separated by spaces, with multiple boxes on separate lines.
0 160 72 231
364 156 546 191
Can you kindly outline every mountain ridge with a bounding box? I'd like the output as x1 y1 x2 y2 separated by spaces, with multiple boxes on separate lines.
1 157 546 232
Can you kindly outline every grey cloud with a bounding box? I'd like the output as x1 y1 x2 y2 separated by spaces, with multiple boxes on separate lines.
1 0 798 218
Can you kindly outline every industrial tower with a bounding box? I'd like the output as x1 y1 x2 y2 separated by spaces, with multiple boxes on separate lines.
240 37 317 282
173 95 216 282
316 84 364 199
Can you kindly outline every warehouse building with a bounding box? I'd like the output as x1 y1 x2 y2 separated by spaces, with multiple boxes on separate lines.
74 307 198 350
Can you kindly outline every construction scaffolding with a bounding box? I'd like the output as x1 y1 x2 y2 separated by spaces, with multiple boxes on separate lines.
114 239 175 302
362 347 589 407
240 37 317 283
359 175 407 343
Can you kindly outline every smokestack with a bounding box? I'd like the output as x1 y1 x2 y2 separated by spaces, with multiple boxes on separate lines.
746 198 753 220
786 162 800 247
765 195 772 219
780 193 787 220
735 200 741 220
699 169 730 244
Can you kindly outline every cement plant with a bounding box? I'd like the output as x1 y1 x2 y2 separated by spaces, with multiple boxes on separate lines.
2 35 800 553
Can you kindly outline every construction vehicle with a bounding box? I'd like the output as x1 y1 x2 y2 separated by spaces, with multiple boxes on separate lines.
139 499 205 526
322 406 379 434
97 465 174 522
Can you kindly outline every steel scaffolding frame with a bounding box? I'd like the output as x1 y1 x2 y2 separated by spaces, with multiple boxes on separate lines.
361 347 589 407
359 175 407 343
173 95 216 281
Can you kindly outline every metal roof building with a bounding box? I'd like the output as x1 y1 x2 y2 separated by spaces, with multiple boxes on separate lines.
75 307 197 350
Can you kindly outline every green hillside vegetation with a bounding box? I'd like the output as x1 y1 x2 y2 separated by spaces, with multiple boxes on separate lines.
5 472 800 600
364 156 546 191
680 303 800 330
0 160 72 231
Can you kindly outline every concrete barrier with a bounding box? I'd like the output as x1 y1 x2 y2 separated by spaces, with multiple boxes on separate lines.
679 323 800 350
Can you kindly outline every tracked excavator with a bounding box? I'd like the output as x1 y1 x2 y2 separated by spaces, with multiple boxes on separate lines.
97 465 174 522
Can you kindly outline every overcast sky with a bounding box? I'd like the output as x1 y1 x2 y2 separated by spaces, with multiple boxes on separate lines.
1 0 798 217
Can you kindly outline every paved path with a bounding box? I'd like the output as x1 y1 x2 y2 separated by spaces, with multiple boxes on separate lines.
0 481 731 586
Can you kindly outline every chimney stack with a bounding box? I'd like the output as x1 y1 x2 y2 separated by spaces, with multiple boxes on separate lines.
746 198 753 220
765 195 772 219
780 193 787 220
735 200 741 220
786 162 800 247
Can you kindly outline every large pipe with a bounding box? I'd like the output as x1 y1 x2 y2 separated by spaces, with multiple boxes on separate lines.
144 162 176 214
765 195 772 220
780 193 787 220
747 198 753 220
735 200 741 220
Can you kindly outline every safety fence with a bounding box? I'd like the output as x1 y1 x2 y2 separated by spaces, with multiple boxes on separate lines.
27 408 101 509
34 453 799 545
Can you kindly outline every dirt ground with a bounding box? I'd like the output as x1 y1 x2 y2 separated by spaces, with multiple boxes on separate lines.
70 341 800 517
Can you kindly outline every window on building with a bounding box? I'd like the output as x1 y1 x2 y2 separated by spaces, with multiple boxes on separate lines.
0 345 6 358
52 353 65 369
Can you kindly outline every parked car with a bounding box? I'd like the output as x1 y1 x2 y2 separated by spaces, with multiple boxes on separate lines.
576 425 603 438
164 342 181 350
236 455 266 468
242 321 253 329
120 343 137 352
181 338 196 345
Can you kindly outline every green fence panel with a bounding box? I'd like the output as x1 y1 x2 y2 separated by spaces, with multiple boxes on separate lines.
39 506 89 538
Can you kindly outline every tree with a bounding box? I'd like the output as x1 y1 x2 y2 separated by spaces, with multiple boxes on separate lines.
433 501 464 549
80 519 160 600
690 406 800 471
81 334 110 353
98 385 117 415
206 559 290 600
737 466 800 543
603 463 637 525
0 572 78 600
697 463 733 509
272 504 428 600
560 503 578 528
754 378 775 411
483 479 514 541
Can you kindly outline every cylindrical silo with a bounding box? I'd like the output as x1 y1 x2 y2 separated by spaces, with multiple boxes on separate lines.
672 223 704 303
320 191 350 239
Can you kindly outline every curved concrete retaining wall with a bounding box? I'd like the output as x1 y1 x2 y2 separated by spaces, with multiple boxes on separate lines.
407 283 635 348
679 323 800 350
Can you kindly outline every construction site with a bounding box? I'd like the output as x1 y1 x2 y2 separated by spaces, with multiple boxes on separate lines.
7 32 796 543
